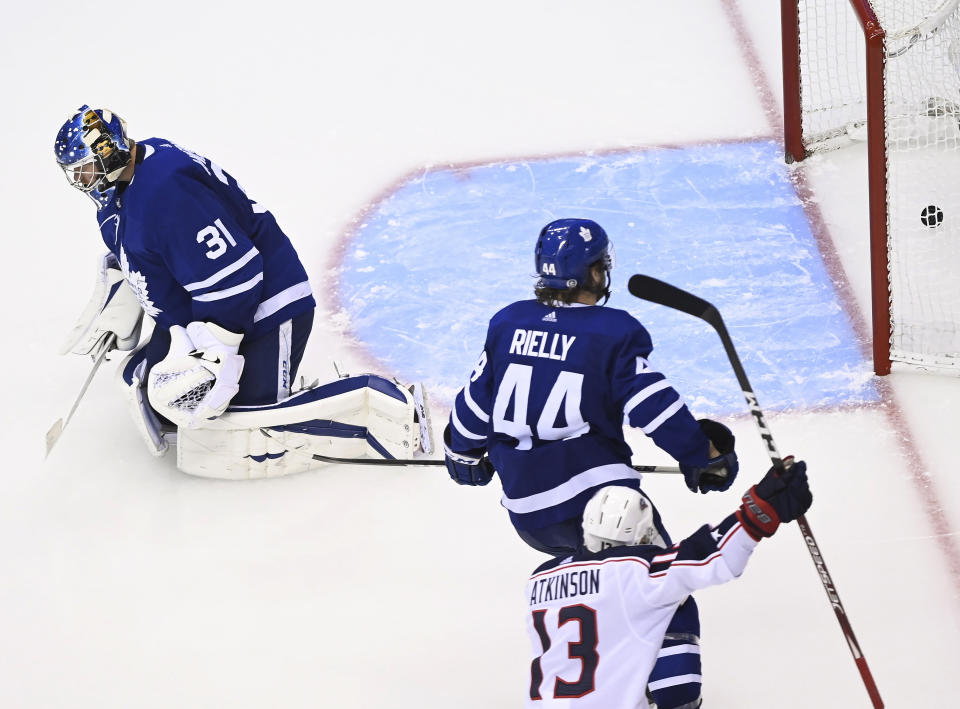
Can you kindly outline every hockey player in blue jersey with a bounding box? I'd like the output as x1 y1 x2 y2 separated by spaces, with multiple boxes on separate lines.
55 106 429 476
526 459 813 708
442 217 740 708
443 218 738 549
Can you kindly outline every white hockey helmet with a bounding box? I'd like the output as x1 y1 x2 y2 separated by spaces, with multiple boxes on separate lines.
582 486 661 552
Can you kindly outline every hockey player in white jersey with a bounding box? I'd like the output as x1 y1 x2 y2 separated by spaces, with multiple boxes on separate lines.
526 458 812 708
54 106 430 477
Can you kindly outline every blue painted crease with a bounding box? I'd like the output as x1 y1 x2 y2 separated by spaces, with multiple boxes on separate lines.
340 141 877 416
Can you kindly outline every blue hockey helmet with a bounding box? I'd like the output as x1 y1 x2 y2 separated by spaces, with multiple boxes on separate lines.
54 105 132 208
534 218 613 290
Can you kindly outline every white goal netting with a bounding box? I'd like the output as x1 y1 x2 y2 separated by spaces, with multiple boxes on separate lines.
797 0 960 370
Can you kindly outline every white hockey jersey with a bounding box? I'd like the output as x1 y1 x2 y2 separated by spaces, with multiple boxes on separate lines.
524 511 758 708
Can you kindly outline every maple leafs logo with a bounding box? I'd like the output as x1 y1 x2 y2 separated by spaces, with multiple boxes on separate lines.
580 226 592 241
119 246 161 318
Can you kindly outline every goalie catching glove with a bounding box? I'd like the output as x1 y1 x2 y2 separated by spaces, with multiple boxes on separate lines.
736 457 813 540
147 322 245 428
61 253 143 357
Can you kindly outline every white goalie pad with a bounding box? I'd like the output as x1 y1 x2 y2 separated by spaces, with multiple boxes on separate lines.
116 348 170 457
176 374 424 479
62 252 144 356
410 381 433 455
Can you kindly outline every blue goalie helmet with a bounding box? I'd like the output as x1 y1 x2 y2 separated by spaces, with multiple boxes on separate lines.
54 105 131 208
534 218 613 290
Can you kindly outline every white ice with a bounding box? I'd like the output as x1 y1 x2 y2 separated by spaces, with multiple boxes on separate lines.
1 1 957 707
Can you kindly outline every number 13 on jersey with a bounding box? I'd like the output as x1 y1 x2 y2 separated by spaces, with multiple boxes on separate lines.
530 604 599 699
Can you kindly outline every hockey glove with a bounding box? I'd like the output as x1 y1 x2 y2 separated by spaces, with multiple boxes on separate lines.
736 457 813 540
148 322 245 428
680 419 739 494
61 253 144 357
443 424 494 486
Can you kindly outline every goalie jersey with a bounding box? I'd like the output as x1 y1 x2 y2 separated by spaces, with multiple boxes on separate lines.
447 300 713 530
525 512 757 708
95 138 316 337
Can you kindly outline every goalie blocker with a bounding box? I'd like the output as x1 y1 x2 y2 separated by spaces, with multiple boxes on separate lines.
61 253 144 358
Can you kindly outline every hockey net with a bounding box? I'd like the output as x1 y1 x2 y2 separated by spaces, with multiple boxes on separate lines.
783 0 960 374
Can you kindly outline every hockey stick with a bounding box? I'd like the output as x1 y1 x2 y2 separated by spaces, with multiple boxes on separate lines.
628 274 884 709
45 333 117 458
258 428 683 473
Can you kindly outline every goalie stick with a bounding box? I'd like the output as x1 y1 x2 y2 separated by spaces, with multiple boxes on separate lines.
628 274 884 709
257 428 683 474
45 333 117 457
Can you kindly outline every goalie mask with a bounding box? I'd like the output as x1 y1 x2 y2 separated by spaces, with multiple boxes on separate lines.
582 486 662 552
534 218 614 301
54 105 132 209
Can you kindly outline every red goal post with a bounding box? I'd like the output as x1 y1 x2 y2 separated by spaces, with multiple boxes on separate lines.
782 0 960 376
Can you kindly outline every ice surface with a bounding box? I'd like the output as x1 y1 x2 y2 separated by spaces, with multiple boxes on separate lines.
2 0 957 707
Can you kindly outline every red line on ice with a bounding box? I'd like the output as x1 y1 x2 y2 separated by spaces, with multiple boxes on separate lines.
720 0 960 598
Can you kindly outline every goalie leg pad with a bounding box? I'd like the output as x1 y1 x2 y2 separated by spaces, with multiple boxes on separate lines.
174 375 420 478
219 374 419 459
117 345 170 456
410 381 433 455
177 426 334 479
176 417 399 479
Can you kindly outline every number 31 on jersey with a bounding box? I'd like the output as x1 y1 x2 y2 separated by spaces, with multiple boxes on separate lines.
197 217 237 260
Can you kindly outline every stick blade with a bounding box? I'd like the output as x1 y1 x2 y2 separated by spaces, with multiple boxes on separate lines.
45 419 64 458
627 274 717 322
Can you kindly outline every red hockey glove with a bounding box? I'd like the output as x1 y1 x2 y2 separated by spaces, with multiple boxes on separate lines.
736 458 812 540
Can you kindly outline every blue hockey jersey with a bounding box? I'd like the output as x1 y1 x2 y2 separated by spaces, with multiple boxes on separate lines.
96 138 315 338
447 300 712 531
